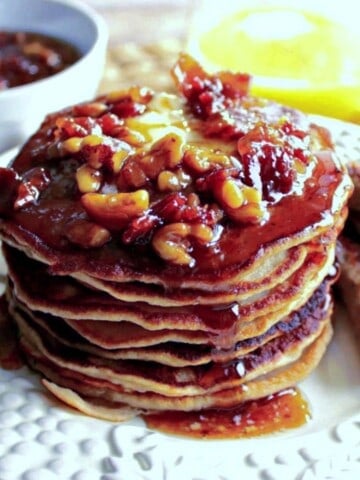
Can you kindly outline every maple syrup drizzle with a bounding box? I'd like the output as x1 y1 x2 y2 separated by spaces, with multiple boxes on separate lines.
144 387 310 439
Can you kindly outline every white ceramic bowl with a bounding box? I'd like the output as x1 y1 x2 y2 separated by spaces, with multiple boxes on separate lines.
0 0 108 152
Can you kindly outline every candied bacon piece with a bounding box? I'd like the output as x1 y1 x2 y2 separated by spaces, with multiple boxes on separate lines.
80 142 114 169
172 54 250 113
237 120 312 201
0 168 20 216
14 167 51 209
280 121 311 163
151 192 187 221
72 102 108 118
105 86 154 119
171 54 310 143
110 98 147 118
118 156 149 190
152 192 221 226
172 53 250 130
97 113 124 137
196 168 239 193
54 116 100 140
122 214 160 245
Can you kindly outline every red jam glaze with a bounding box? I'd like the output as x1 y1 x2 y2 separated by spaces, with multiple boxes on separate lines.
0 55 351 276
0 141 346 276
144 387 310 439
0 31 80 89
172 53 305 141
172 52 251 125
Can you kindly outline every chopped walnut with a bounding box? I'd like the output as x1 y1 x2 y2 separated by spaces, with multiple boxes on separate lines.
152 222 214 266
66 220 111 248
81 190 150 230
76 165 103 194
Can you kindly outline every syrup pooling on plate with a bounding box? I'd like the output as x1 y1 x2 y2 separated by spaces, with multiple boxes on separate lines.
0 54 352 435
0 31 81 89
144 387 310 439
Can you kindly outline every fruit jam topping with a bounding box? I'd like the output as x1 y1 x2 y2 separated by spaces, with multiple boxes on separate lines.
172 52 251 124
0 31 80 90
0 55 338 267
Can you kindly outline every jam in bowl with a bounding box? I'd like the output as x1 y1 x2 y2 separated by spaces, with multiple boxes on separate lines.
0 0 108 152
0 31 81 90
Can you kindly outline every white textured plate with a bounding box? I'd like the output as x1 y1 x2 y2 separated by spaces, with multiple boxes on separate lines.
0 118 360 480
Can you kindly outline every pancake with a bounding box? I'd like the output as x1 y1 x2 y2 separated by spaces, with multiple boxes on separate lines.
8 277 331 367
43 381 139 422
0 54 352 429
5 240 334 352
32 322 332 412
337 236 360 334
336 156 360 333
0 197 347 291
17 300 329 397
70 236 337 309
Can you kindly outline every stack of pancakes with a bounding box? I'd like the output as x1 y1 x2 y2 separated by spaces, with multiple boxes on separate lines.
0 55 352 422
337 160 360 333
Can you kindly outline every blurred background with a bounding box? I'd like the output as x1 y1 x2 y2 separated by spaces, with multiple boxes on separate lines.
82 0 360 122
81 0 191 93
82 0 191 45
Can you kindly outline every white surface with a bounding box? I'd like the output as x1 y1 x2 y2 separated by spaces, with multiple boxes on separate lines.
0 0 108 153
0 118 360 479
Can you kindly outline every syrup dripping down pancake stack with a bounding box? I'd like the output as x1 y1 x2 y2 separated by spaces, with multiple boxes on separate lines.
0 55 352 423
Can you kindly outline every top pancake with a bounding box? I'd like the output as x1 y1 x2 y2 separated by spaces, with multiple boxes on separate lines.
0 54 352 287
